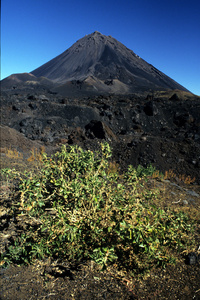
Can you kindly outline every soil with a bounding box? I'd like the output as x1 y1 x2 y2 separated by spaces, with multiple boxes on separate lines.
0 259 200 300
1 87 200 299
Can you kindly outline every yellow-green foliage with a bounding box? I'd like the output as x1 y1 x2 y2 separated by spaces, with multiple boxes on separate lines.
1 144 196 273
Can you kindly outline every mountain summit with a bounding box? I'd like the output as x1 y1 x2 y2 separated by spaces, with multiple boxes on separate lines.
31 31 189 94
2 31 189 95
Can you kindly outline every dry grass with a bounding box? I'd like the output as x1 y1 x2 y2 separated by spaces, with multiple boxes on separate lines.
0 146 45 175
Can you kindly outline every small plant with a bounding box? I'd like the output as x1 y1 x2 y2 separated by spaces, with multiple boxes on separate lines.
135 164 157 178
0 143 196 274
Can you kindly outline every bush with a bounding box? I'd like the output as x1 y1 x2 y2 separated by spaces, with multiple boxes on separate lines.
1 143 194 273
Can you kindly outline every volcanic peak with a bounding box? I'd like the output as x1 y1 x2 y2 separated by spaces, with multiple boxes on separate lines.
30 31 189 93
2 31 190 95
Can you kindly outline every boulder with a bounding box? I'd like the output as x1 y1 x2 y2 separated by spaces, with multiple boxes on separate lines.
85 120 117 141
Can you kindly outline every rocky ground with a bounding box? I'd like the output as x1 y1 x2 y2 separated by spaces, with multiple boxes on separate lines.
1 86 200 182
0 86 200 299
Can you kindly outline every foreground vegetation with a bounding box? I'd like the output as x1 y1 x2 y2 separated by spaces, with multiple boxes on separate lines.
0 143 197 275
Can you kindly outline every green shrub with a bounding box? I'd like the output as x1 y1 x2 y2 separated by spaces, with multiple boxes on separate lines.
1 143 194 273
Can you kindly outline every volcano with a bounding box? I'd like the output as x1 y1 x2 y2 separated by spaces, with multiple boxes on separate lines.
2 31 190 96
29 31 189 95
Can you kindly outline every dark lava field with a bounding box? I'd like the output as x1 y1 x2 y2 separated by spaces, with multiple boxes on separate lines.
1 85 200 184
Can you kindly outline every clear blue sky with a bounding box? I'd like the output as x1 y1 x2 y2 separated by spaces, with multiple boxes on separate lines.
1 0 200 95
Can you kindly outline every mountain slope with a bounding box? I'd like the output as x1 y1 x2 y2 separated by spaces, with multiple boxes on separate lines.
1 73 54 89
31 31 189 93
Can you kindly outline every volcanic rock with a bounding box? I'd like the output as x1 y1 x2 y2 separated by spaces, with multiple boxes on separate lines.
85 120 117 141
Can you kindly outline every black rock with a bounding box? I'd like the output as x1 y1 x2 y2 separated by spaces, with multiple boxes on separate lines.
19 119 29 127
28 95 37 100
12 105 20 111
29 103 37 110
143 101 158 116
185 252 199 265
85 120 106 139
170 93 180 101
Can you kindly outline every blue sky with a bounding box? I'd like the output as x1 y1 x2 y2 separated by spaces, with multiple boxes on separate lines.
1 0 200 95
